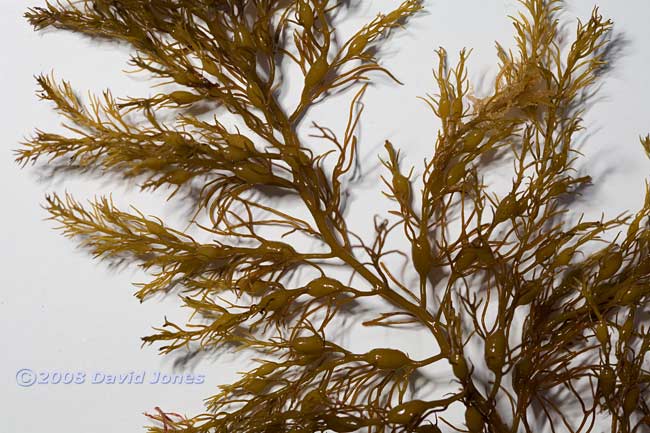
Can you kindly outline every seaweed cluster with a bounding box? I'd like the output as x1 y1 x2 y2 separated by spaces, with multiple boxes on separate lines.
18 0 650 432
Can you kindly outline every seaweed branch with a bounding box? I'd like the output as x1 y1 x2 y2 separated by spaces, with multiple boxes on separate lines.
18 1 650 432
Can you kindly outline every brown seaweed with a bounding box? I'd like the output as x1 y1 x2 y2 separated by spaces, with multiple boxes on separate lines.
17 1 650 432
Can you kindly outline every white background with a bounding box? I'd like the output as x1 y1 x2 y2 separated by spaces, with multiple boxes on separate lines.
1 1 649 432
